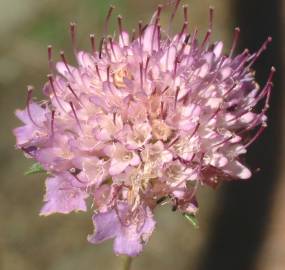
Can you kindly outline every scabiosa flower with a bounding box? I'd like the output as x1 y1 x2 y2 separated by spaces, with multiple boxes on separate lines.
13 2 274 257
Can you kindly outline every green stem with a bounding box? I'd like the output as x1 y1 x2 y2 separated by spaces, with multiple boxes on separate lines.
121 256 133 270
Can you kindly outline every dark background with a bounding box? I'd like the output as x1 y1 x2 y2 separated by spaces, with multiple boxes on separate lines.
0 0 283 269
198 0 284 270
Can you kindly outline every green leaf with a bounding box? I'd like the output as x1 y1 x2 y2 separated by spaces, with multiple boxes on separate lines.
183 213 199 229
25 163 46 176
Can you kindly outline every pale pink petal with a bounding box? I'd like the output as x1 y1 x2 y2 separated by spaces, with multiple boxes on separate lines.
222 161 252 179
213 41 223 58
143 25 159 52
109 160 129 175
40 174 88 216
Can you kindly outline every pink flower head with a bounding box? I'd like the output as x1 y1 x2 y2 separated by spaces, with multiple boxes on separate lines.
13 2 274 256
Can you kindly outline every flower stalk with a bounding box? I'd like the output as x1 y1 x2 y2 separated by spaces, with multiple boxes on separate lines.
121 256 133 270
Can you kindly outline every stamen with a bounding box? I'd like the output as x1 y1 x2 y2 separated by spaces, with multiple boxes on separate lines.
200 29 212 50
160 101 164 119
95 64 102 81
267 66 276 84
208 6 214 31
104 39 112 60
117 15 125 46
157 24 161 49
168 135 180 148
26 86 41 128
240 83 272 132
69 22 77 54
178 21 188 42
210 56 226 82
67 84 81 103
47 74 66 112
242 68 275 109
244 125 266 148
162 86 170 94
189 153 196 163
72 173 86 184
184 34 191 45
174 86 180 108
256 83 271 104
89 34 96 56
60 51 73 77
139 62 144 90
51 110 55 136
174 56 179 77
190 28 198 54
108 36 117 60
229 27 240 58
107 65 111 87
248 36 272 69
152 87 158 95
212 135 234 148
144 56 150 77
183 4 189 22
151 7 162 52
104 5 115 36
177 34 190 61
257 36 273 58
155 4 163 22
113 112 117 125
208 106 221 122
69 101 82 131
149 3 162 25
99 37 104 59
223 83 237 98
138 20 143 47
190 123 200 139
183 29 198 67
117 15 123 35
257 83 272 119
231 49 250 76
168 0 182 33
47 45 53 72
265 83 272 107
131 28 136 42
226 109 252 125
249 69 274 108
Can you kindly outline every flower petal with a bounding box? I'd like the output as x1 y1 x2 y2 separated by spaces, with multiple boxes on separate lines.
109 160 129 175
222 161 252 179
40 174 88 216
88 208 120 244
113 205 156 256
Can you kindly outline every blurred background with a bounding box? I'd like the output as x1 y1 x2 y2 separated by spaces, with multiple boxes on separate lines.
0 0 283 269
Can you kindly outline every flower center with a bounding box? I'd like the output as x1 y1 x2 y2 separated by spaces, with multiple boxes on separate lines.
151 119 172 141
113 68 133 89
122 152 133 161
